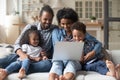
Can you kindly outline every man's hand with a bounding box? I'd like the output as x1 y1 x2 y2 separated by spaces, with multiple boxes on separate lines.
16 49 28 60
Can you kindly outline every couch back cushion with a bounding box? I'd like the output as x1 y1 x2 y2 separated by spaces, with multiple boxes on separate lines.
0 43 13 58
111 50 120 65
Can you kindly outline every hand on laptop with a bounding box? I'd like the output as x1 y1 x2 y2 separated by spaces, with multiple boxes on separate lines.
84 50 95 62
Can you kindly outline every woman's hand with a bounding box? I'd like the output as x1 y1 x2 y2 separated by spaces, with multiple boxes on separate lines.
80 53 84 64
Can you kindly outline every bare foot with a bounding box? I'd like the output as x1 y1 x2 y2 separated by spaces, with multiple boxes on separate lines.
18 68 26 79
106 60 116 77
59 75 67 80
0 69 8 80
115 64 120 80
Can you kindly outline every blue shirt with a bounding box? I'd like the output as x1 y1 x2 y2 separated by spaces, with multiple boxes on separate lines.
52 27 102 61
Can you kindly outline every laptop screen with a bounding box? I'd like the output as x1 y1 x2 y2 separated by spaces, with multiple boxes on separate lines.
52 42 84 61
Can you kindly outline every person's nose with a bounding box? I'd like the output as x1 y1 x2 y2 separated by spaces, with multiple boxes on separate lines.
76 37 79 41
46 19 52 24
64 24 68 28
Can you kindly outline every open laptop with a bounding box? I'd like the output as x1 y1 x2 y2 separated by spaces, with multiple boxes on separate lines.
52 42 84 61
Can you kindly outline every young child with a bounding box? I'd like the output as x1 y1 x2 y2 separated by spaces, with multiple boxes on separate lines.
0 26 47 80
71 21 120 80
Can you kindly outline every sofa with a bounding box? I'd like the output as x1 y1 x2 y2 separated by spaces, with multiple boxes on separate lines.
0 43 119 80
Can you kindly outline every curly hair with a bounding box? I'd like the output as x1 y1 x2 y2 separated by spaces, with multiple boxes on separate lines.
71 22 86 34
57 8 79 24
39 5 54 17
20 26 42 46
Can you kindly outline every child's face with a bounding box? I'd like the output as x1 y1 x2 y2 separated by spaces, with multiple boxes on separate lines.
60 18 73 32
72 29 85 42
29 32 39 47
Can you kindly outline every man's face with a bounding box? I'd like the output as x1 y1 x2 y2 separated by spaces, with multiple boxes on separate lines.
60 18 73 32
39 11 53 29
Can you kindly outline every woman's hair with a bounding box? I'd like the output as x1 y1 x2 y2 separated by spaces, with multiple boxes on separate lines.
20 26 42 46
71 22 86 34
57 8 79 24
39 5 54 17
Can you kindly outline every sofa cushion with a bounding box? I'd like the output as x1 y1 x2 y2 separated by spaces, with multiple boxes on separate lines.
0 43 13 58
85 71 116 80
76 71 86 80
111 50 120 65
6 73 49 80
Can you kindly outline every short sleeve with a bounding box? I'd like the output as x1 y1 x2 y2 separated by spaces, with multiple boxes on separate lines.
21 44 28 52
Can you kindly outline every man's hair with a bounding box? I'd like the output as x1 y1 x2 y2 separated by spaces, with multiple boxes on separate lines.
57 8 79 24
71 22 86 34
20 26 42 46
39 5 54 17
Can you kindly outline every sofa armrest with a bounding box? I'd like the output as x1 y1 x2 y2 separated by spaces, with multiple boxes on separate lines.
111 50 120 65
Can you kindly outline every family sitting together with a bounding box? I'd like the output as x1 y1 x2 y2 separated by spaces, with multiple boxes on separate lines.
0 5 120 80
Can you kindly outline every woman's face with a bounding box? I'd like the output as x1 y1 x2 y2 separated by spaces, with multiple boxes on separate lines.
60 18 73 32
39 11 53 29
72 29 85 42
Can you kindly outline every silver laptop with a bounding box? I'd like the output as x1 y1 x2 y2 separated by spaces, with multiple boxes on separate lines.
52 42 84 61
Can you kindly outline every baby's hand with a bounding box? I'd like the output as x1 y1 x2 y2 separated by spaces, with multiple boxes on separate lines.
42 56 48 60
40 51 47 57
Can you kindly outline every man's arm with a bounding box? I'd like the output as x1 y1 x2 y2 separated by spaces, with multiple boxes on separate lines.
13 24 32 59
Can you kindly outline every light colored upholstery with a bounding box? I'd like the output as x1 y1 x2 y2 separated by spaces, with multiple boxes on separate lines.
111 50 120 65
0 44 119 80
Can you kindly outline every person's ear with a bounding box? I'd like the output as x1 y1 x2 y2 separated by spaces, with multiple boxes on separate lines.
38 16 41 21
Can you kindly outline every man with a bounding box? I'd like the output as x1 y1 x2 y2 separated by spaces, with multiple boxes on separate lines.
0 5 57 79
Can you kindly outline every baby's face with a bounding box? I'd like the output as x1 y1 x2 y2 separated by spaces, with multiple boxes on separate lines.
29 33 39 47
72 29 85 42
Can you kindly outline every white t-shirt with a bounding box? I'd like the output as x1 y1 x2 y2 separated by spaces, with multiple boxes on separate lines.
22 44 42 57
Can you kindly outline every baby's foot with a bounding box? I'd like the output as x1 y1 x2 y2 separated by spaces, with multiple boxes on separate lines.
115 64 120 80
18 68 26 79
0 69 7 80
106 60 116 77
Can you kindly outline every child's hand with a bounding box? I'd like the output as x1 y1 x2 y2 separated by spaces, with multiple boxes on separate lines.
42 56 48 60
29 56 42 61
79 40 83 42
40 51 47 57
84 50 95 62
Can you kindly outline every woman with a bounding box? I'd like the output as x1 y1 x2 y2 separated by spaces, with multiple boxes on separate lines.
49 8 81 80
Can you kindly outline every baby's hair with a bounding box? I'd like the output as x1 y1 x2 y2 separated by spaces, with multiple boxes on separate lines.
20 25 42 46
71 22 86 34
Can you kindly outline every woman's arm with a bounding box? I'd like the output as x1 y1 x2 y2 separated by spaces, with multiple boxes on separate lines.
52 27 64 47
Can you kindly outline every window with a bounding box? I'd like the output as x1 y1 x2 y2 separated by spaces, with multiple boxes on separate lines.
75 0 103 20
0 0 6 25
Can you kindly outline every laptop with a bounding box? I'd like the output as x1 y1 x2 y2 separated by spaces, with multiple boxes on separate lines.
52 42 84 61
